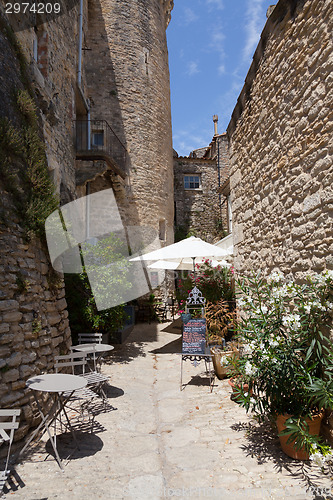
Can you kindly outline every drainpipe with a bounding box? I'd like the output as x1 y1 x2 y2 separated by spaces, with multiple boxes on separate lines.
213 115 223 224
86 182 90 240
87 108 91 150
78 0 83 87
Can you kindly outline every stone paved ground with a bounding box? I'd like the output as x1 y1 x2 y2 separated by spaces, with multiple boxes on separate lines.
2 321 333 500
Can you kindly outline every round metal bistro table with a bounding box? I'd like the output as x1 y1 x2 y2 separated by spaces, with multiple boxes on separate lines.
20 374 87 470
72 343 114 371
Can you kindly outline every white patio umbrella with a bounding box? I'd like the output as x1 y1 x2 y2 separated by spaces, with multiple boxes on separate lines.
147 257 231 271
130 236 230 276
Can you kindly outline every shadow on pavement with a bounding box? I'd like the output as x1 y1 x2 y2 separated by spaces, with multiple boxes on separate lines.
45 431 104 461
105 322 161 364
150 336 182 354
231 420 333 499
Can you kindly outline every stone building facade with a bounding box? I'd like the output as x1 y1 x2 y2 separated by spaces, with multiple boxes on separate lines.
227 0 333 280
174 126 230 243
0 0 174 435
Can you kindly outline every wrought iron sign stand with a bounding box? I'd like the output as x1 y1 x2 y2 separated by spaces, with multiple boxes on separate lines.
180 286 215 392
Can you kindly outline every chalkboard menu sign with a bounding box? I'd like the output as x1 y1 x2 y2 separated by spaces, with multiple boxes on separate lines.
182 319 206 355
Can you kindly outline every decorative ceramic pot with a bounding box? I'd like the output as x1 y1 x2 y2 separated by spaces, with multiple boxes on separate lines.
276 411 324 460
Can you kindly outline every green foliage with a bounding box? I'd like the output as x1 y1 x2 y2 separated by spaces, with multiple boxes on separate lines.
0 90 59 239
65 235 132 340
32 318 42 335
176 262 235 308
15 272 30 294
205 299 238 344
234 270 333 459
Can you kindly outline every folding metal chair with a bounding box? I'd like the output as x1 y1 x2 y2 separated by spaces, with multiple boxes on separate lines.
78 333 102 344
0 409 20 490
55 352 109 403
77 334 104 371
54 353 99 421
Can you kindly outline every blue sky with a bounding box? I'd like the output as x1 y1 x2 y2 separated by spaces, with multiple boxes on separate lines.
167 0 275 156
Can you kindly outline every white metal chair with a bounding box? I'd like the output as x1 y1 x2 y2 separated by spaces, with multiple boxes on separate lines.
54 353 100 420
55 352 109 402
77 333 104 372
78 333 102 344
0 409 20 490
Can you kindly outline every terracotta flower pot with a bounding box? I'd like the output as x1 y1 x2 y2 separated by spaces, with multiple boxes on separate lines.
228 378 250 392
276 411 324 460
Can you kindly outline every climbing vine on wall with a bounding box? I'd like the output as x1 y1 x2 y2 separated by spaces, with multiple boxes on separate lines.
0 90 59 239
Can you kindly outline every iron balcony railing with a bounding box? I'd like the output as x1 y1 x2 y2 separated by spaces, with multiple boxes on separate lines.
75 119 128 178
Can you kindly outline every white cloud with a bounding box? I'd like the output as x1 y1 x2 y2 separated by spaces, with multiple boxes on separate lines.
242 0 266 63
186 61 200 76
183 7 198 25
206 0 224 11
208 27 226 77
173 128 213 157
217 80 244 124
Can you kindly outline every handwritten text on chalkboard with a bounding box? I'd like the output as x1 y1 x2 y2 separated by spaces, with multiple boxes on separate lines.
182 319 206 354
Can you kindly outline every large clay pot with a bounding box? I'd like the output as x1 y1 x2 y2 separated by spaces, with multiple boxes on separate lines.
276 411 324 460
210 348 235 379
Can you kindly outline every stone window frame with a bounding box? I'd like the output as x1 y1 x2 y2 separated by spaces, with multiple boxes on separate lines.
183 174 202 190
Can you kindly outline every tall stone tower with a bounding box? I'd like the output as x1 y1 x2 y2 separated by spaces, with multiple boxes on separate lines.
85 0 175 245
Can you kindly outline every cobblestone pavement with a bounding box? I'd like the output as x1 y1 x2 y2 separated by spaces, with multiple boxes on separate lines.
2 321 333 499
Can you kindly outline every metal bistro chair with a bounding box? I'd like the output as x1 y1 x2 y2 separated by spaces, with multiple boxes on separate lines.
56 351 109 402
78 333 103 345
0 409 21 490
54 353 100 421
77 333 104 371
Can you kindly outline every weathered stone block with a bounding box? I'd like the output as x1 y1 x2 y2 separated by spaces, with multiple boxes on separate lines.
303 193 321 214
20 365 35 379
7 352 22 368
3 310 23 322
0 299 19 311
48 312 62 326
2 368 20 383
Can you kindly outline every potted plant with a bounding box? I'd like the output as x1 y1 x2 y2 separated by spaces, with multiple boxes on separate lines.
234 270 333 462
205 299 239 379
226 351 254 402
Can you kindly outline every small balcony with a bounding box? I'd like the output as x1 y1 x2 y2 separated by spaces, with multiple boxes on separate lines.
75 119 128 179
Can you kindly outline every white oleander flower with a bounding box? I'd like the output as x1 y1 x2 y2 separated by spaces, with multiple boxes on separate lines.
261 305 268 314
315 273 326 284
245 361 256 377
310 451 326 468
324 270 333 281
282 313 301 330
269 338 279 347
220 356 229 367
327 302 333 311
268 271 284 283
304 304 311 314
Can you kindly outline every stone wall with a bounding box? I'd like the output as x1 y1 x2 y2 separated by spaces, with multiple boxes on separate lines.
0 17 73 436
174 155 227 243
0 215 71 440
174 133 230 242
0 0 175 439
85 0 174 242
227 0 333 279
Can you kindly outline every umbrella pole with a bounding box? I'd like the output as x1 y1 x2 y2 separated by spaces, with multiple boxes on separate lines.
192 257 196 281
